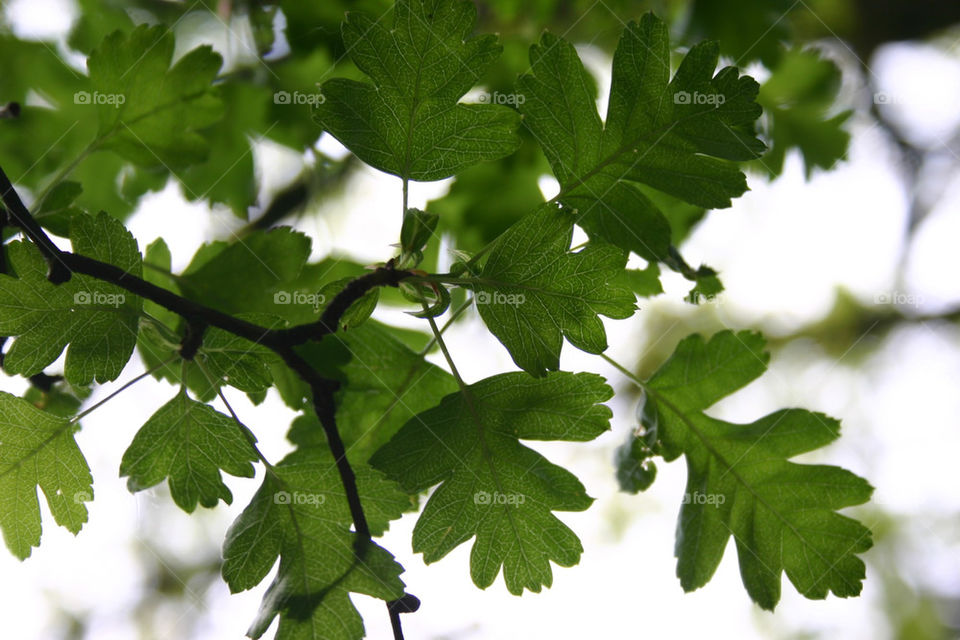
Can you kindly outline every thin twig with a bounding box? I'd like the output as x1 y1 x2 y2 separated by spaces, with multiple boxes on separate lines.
0 163 418 635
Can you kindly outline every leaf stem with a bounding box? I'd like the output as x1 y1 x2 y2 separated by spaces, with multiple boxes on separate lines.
0 162 418 635
32 140 99 211
70 355 179 425
419 294 473 356
194 358 276 472
599 352 648 389
421 300 467 389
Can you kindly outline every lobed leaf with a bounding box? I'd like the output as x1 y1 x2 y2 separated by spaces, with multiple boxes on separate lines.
371 371 613 594
314 0 522 181
628 330 874 609
88 24 224 168
119 389 259 512
474 204 636 376
222 449 408 640
0 212 142 385
0 392 93 560
517 13 764 264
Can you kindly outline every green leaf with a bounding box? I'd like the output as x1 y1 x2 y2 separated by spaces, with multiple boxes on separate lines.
399 207 439 267
314 0 522 181
757 48 851 178
615 392 661 493
222 449 408 639
623 262 664 298
198 327 277 395
474 204 635 376
88 24 224 168
0 35 96 198
22 386 86 419
401 208 439 254
178 227 312 317
34 181 85 237
119 389 258 512
137 237 200 390
317 278 380 330
0 392 93 560
371 371 613 594
686 0 795 67
636 330 874 609
0 212 143 385
517 13 764 262
177 81 267 215
426 146 548 254
68 0 134 55
135 238 280 400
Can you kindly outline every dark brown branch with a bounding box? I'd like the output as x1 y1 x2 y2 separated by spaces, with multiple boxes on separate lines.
276 262 411 343
0 163 417 639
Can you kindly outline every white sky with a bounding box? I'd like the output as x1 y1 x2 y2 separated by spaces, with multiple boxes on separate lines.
1 1 959 639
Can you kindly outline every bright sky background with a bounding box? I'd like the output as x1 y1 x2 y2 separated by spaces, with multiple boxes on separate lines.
1 1 959 639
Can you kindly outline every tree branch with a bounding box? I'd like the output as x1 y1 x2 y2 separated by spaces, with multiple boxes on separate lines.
0 163 418 639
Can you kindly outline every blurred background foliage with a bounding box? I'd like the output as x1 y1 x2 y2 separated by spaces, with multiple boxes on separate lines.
1 0 959 638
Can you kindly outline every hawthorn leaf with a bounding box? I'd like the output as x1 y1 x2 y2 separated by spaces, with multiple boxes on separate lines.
517 13 764 262
474 204 635 376
371 371 613 594
399 207 439 267
314 0 522 181
198 327 278 395
68 0 135 55
222 449 408 640
0 392 93 560
634 330 873 609
0 212 142 385
0 35 96 199
88 24 224 168
119 389 258 512
685 272 724 304
136 237 283 398
400 208 439 256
